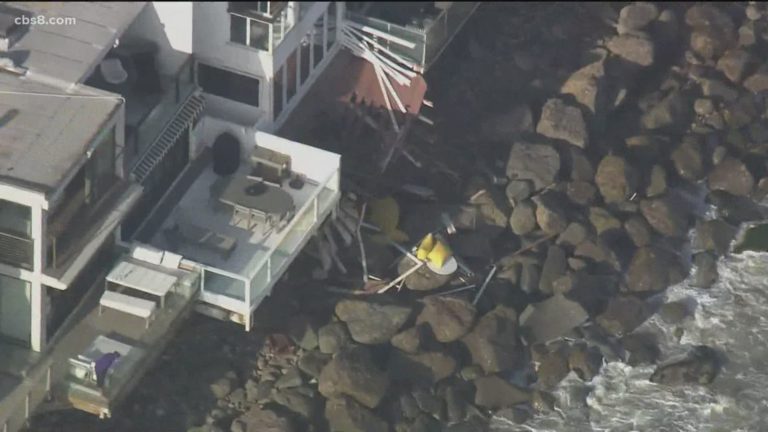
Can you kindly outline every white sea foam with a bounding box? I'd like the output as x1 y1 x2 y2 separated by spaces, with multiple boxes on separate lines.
493 251 768 432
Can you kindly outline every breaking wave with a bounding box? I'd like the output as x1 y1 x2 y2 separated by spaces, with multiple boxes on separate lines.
492 251 768 432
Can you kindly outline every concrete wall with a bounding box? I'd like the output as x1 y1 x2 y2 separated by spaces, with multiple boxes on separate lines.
125 2 193 76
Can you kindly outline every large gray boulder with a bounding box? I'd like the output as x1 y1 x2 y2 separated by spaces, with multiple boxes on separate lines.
398 257 453 291
708 157 754 197
539 246 568 295
640 196 689 238
560 56 607 119
595 155 637 203
744 65 768 93
693 219 737 255
671 135 705 181
536 98 589 148
509 200 538 235
617 2 659 34
416 296 477 343
606 34 655 66
533 191 570 235
335 299 413 344
461 305 519 373
519 294 589 344
650 346 721 385
692 251 719 288
388 350 458 385
641 91 692 131
626 246 686 292
505 141 561 191
318 322 352 354
231 407 296 432
596 295 651 336
716 49 754 84
325 396 389 432
318 346 390 409
685 5 736 60
473 375 531 409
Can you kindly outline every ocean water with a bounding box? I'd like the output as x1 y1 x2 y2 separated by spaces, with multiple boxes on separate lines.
492 251 768 432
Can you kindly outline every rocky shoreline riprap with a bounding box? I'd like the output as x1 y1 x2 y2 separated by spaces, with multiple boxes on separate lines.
28 2 768 432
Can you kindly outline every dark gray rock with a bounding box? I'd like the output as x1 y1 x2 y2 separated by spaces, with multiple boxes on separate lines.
231 407 296 432
461 305 519 373
297 351 331 379
325 396 389 432
708 157 755 196
606 34 655 66
699 78 739 102
640 196 690 238
686 4 736 60
318 322 352 354
693 98 715 116
622 333 660 366
388 350 458 385
568 343 603 381
692 252 718 288
275 367 303 389
650 346 721 385
287 316 319 351
565 147 595 182
473 375 531 409
398 257 453 291
618 2 659 33
626 246 686 292
743 64 768 93
510 200 538 235
709 190 766 224
442 385 468 424
536 98 589 148
589 207 621 235
481 105 534 141
536 348 570 389
539 245 568 295
416 296 476 343
411 387 443 418
272 387 317 419
519 294 589 344
671 135 705 182
596 295 651 336
557 222 589 247
646 164 668 197
335 299 413 344
533 191 570 235
318 346 390 409
505 141 561 190
391 325 426 354
595 155 637 203
566 181 597 206
641 91 692 131
716 49 754 83
506 180 533 207
693 219 737 255
560 56 607 118
659 300 691 324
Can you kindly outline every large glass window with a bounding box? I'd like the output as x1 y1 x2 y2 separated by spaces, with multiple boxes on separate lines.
0 274 31 347
230 13 270 51
0 199 31 237
198 63 261 107
85 127 116 205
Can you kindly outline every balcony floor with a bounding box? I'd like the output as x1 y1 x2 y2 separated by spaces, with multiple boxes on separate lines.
148 161 318 277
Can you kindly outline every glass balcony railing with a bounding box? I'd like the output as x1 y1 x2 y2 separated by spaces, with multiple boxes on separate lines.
346 2 479 70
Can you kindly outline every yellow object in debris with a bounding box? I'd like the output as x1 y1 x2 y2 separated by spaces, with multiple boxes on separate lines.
426 238 452 268
416 233 435 260
368 196 409 244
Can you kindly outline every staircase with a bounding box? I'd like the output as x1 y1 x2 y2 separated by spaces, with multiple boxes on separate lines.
131 93 205 184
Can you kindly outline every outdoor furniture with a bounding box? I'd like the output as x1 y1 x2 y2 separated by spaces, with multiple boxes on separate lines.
250 146 291 184
68 335 134 386
99 291 156 328
164 220 238 260
219 175 295 231
105 258 179 308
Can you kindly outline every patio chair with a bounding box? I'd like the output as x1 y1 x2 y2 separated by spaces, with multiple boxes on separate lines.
165 220 237 260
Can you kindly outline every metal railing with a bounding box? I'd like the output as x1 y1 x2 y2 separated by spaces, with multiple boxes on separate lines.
345 3 480 69
0 230 33 270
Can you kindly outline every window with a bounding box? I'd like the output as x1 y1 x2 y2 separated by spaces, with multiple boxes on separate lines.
198 63 261 107
230 13 271 51
0 198 31 237
85 127 116 205
0 274 31 347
